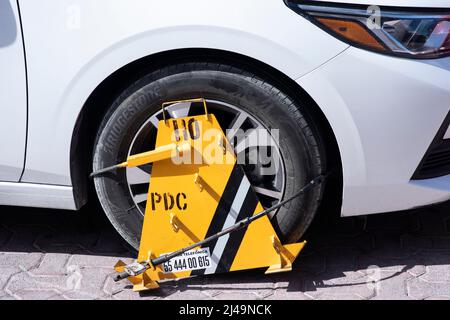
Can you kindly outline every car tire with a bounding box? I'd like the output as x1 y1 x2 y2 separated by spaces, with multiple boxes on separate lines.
93 62 326 250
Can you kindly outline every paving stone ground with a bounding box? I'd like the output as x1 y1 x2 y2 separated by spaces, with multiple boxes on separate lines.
0 200 450 300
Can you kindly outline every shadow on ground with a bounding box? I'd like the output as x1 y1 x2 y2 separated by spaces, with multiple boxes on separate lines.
1 200 449 299
0 204 134 258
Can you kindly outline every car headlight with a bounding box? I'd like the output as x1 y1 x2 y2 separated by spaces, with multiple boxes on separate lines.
285 0 450 59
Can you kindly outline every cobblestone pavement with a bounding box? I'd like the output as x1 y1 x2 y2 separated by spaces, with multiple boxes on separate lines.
0 200 450 300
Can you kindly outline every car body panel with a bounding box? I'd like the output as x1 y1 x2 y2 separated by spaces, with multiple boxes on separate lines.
17 0 348 185
0 0 27 182
298 48 450 215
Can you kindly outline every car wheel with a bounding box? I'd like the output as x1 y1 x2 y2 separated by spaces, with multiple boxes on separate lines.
93 62 326 250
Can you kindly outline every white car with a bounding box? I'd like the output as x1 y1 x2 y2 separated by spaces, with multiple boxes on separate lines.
1 0 449 249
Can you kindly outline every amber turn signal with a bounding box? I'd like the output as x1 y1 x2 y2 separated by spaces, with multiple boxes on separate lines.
316 17 386 51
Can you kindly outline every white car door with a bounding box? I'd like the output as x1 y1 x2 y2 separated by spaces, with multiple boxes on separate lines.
0 0 27 182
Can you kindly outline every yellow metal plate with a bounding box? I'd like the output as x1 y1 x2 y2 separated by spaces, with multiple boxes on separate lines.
130 114 304 290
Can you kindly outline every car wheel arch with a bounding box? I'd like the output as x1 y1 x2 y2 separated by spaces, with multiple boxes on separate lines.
70 48 343 218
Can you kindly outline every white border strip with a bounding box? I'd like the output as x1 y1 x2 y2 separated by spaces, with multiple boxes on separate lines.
205 177 250 275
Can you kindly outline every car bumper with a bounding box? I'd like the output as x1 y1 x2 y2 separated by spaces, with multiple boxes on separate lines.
297 47 450 216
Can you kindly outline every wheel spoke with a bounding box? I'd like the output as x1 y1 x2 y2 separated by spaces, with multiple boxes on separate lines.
227 112 248 141
167 102 191 118
127 166 151 185
253 186 283 200
149 115 160 129
234 129 276 154
147 102 192 129
133 192 148 204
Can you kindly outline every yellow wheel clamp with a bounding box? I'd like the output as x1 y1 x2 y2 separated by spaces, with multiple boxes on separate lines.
91 98 327 291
